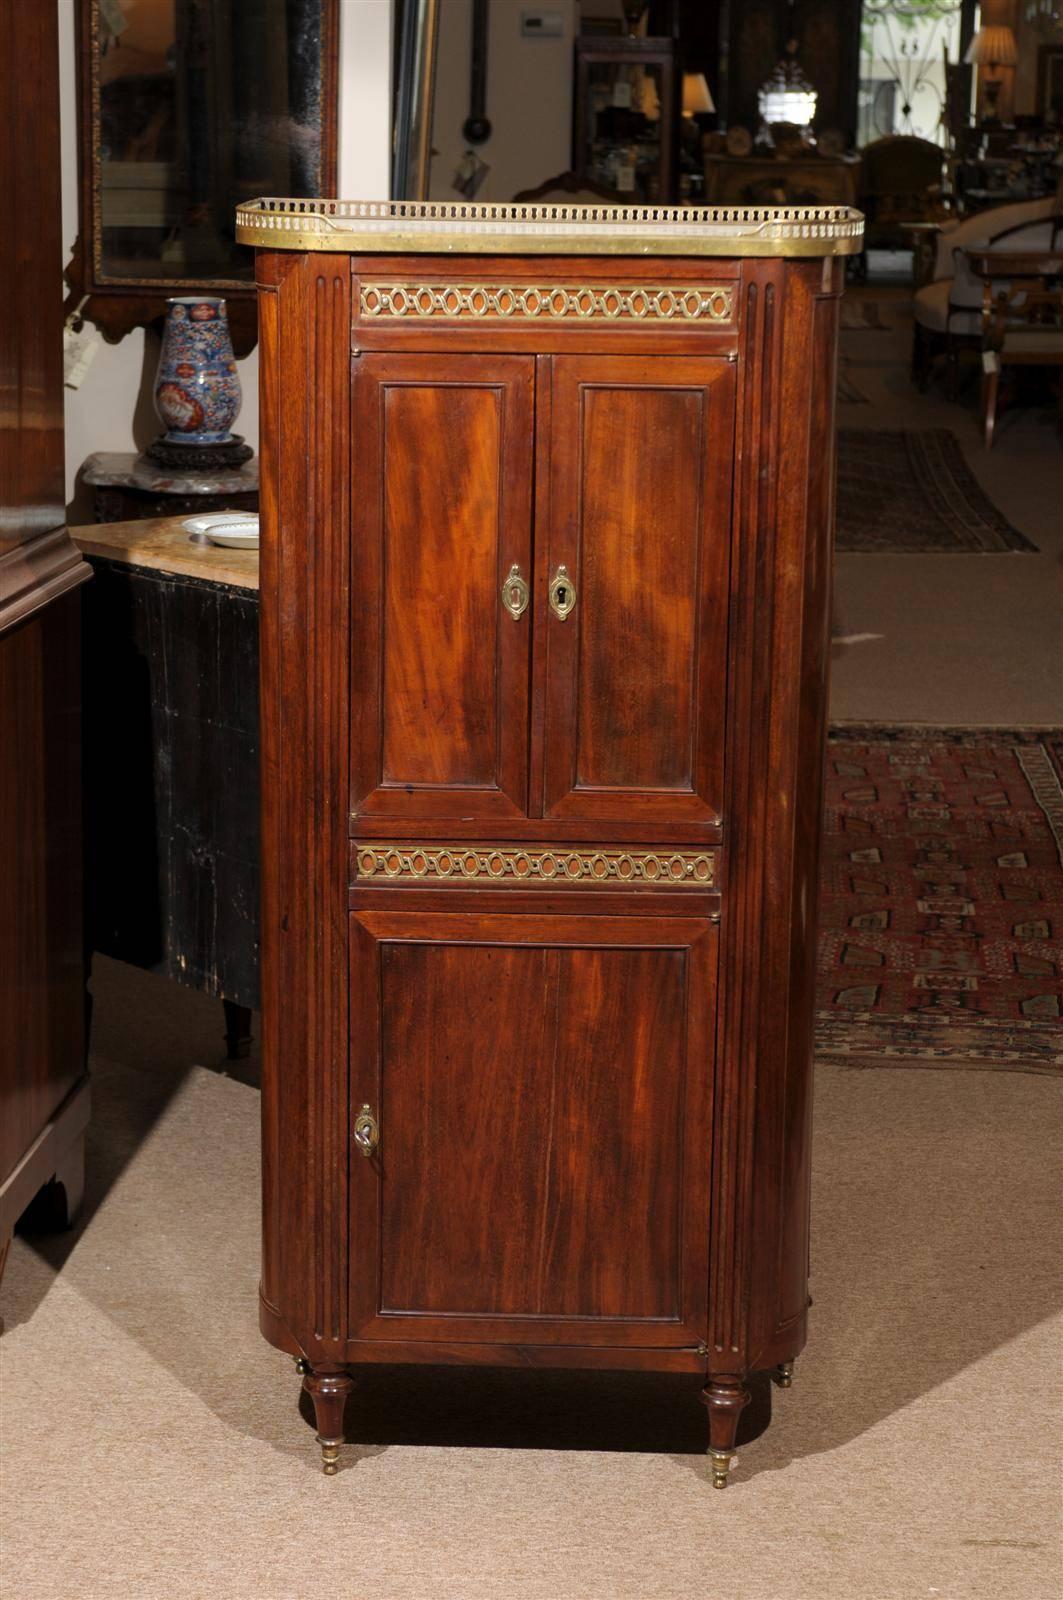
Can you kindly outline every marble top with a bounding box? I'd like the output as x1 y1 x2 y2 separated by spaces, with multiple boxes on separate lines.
82 451 259 498
71 515 260 592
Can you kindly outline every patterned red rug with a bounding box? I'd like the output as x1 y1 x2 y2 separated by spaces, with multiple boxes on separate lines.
816 727 1063 1072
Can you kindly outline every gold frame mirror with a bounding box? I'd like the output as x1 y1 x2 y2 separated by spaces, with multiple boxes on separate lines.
72 0 339 352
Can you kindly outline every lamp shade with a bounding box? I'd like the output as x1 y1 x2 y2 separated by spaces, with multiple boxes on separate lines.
964 25 1018 68
682 72 714 117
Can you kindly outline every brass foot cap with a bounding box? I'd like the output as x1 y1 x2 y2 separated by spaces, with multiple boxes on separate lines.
294 1356 311 1376
775 1361 795 1389
320 1441 341 1476
709 1449 734 1489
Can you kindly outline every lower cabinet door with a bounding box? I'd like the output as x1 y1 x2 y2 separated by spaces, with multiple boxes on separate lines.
348 909 717 1349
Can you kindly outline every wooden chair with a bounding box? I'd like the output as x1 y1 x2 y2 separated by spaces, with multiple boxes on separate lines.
968 241 1063 446
857 134 952 277
911 203 1063 397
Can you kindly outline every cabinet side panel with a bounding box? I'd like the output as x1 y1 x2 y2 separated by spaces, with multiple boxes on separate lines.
751 264 841 1362
713 257 840 1377
0 598 84 1186
258 252 351 1354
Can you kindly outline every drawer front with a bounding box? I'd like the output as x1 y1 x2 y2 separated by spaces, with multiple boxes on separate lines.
348 909 718 1349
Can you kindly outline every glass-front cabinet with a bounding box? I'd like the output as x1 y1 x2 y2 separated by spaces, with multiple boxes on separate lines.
573 37 680 204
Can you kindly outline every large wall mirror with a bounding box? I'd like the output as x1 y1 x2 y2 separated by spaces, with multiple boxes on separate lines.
73 0 338 351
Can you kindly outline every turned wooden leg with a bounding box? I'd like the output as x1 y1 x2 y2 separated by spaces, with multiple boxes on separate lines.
700 1374 751 1489
911 324 931 391
302 1366 354 1475
983 367 1001 449
222 1000 253 1061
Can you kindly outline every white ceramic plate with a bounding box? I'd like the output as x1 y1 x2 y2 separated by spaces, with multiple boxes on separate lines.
205 521 260 550
182 511 258 536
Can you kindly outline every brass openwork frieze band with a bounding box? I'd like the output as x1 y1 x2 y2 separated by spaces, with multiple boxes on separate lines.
359 282 734 323
355 844 717 886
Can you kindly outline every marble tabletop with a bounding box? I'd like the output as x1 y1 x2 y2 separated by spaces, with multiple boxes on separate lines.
70 515 260 592
82 450 259 498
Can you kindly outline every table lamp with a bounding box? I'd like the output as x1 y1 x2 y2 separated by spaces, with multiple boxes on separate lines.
965 25 1018 122
682 73 714 119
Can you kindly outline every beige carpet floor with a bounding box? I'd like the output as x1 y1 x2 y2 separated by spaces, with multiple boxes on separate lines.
1 957 1060 1600
830 288 1063 728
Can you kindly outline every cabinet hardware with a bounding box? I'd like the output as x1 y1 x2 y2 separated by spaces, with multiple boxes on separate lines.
549 564 576 621
500 563 529 620
353 1104 380 1158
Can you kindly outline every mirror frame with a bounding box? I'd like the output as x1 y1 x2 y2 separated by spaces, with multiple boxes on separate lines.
70 0 339 354
392 0 440 200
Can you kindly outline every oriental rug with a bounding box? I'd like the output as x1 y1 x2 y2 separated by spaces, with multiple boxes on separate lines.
816 726 1063 1072
835 430 1037 553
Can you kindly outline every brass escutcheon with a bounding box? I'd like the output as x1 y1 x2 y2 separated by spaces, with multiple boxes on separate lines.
549 564 576 621
353 1103 380 1158
501 563 529 620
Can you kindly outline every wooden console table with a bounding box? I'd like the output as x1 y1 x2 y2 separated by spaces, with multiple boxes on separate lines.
704 152 858 207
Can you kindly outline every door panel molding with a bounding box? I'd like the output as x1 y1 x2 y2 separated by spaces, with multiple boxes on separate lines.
350 352 535 821
349 909 717 1348
538 355 735 824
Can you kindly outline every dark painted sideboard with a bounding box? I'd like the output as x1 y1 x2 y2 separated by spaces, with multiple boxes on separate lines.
74 520 260 1058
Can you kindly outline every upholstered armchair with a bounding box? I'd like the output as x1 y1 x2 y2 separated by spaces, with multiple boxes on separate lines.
911 198 1061 395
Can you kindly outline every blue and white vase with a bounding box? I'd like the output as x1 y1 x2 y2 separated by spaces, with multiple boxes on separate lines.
153 296 241 445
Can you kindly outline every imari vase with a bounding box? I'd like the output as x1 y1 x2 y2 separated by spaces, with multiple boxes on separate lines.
154 296 241 445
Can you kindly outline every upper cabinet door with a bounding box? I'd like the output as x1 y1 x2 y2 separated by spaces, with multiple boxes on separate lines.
351 353 534 821
538 356 736 824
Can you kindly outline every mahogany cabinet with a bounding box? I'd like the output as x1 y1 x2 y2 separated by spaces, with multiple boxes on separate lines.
238 198 863 1487
0 0 91 1294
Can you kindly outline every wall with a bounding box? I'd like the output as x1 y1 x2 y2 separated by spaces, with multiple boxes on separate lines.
428 0 578 202
59 0 393 518
1013 7 1061 117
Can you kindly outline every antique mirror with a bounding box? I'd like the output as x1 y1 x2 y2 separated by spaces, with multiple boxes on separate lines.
74 0 338 352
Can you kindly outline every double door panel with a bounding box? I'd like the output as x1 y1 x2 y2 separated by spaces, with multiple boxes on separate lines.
349 350 735 827
348 909 717 1347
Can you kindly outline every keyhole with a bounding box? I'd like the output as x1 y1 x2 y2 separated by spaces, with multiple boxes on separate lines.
556 584 567 607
